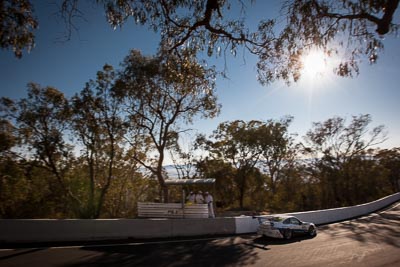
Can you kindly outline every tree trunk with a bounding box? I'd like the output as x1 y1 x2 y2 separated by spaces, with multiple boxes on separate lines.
162 185 169 203
155 171 169 203
88 153 96 218
238 172 246 209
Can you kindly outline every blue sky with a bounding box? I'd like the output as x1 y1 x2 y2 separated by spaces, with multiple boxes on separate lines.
1 1 400 152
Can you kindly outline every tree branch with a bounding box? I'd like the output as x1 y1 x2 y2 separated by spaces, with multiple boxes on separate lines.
314 0 399 35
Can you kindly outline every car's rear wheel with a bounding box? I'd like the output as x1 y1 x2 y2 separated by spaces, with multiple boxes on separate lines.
308 226 317 237
283 229 292 239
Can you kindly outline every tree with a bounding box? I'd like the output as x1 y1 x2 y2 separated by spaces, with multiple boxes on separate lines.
303 114 387 207
258 116 297 194
0 156 65 218
198 120 266 209
375 147 400 192
196 157 237 208
270 0 400 82
70 64 127 218
114 49 220 202
198 118 298 209
3 1 399 84
0 118 18 155
102 163 156 218
304 114 386 162
342 151 393 204
0 0 38 58
169 136 200 179
0 84 79 213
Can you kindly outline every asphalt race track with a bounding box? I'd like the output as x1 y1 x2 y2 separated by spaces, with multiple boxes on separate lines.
1 203 399 267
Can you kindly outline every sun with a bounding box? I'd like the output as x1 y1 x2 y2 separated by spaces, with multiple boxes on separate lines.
300 49 329 80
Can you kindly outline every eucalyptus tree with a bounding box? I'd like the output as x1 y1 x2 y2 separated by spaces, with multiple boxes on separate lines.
4 1 398 84
0 117 17 156
257 116 297 194
114 49 220 202
198 118 297 208
70 64 127 218
375 147 400 193
197 120 266 209
257 0 400 82
195 157 237 208
0 0 37 58
0 115 26 217
0 84 79 211
303 114 387 207
169 138 200 180
304 114 386 164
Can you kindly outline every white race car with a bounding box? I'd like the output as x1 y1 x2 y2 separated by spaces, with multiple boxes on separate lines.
256 215 317 239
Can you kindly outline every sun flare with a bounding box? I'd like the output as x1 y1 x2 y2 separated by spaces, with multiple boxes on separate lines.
301 49 329 80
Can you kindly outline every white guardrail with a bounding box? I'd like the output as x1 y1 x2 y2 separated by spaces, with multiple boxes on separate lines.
0 192 399 243
235 192 400 234
137 202 209 219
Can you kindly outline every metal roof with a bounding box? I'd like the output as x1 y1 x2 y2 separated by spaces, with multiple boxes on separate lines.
164 178 216 186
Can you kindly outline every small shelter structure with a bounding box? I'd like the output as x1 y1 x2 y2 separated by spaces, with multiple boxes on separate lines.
138 178 215 219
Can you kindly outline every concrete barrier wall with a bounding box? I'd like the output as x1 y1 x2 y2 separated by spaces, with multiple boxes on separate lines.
0 217 236 243
235 192 400 234
287 192 400 225
171 218 235 237
234 216 260 235
1 193 399 243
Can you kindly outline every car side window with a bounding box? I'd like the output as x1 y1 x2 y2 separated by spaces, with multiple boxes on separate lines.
290 218 300 225
283 218 291 224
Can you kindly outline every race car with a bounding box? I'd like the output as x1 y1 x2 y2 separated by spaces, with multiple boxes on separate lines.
255 215 317 239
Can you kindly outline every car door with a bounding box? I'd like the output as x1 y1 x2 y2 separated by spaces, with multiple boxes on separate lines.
289 217 306 233
282 218 292 229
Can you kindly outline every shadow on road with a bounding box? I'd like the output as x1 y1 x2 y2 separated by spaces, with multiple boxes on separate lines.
60 234 318 267
0 248 44 261
249 234 315 250
320 206 400 248
62 237 260 267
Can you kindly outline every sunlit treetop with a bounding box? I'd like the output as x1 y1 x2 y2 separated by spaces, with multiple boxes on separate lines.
0 0 38 58
1 0 399 85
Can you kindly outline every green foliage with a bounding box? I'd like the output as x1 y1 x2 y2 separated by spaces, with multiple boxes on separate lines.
303 114 389 208
0 84 78 213
103 0 399 84
0 119 17 153
257 116 296 194
197 118 295 209
0 88 399 217
0 36 398 217
114 49 220 202
196 158 237 209
0 157 69 218
0 0 38 58
376 148 400 192
198 120 265 209
196 114 398 213
0 158 30 218
102 169 158 218
97 0 399 84
4 1 398 84
70 64 127 218
0 48 221 217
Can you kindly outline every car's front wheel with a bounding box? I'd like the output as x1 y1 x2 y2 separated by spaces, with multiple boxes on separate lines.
283 229 292 239
308 226 317 237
